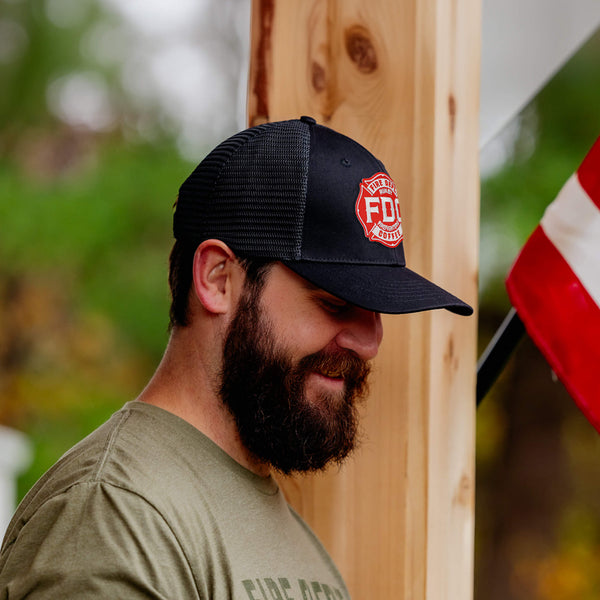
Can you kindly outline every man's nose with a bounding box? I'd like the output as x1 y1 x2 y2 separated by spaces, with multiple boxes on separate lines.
335 308 383 361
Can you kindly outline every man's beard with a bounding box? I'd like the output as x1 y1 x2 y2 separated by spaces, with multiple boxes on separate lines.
219 282 371 475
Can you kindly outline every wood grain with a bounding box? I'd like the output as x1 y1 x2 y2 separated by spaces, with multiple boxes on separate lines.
248 1 480 597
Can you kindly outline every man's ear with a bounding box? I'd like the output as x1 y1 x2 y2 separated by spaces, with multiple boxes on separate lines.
192 240 242 315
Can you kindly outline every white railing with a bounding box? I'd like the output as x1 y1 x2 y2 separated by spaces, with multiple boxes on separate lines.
0 426 32 537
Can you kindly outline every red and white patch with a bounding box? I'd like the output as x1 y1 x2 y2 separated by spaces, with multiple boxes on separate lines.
355 173 403 248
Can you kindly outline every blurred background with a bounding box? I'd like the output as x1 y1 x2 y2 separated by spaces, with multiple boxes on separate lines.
0 1 599 598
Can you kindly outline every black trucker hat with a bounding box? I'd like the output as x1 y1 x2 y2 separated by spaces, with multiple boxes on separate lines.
174 116 472 316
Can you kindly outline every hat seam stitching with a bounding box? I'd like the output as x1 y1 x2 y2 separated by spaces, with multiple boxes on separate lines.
207 127 266 209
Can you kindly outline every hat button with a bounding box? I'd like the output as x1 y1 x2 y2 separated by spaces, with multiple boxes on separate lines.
300 115 316 125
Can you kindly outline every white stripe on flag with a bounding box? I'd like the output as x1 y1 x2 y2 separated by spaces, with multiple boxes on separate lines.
541 174 600 306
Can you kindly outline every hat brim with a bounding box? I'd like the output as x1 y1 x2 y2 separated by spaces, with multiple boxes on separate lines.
282 261 473 316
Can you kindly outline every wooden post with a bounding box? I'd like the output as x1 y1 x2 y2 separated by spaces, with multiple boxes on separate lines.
247 1 480 598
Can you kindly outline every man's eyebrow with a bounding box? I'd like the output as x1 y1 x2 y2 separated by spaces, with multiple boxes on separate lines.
302 280 334 296
303 280 321 291
303 282 349 304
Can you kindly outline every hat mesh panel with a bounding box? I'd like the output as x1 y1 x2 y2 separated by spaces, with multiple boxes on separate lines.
174 121 310 259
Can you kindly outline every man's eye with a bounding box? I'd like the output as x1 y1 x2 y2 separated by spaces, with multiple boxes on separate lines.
319 298 350 314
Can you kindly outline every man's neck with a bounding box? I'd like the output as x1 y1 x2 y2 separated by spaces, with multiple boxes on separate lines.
136 327 271 478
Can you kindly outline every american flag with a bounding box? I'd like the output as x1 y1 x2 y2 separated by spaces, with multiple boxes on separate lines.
506 135 600 430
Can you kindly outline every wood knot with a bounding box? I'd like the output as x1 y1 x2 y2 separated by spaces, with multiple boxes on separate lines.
445 334 455 360
311 61 327 93
344 26 378 74
454 474 473 507
448 93 457 133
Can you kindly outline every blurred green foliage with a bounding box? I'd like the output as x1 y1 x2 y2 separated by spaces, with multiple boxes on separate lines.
0 139 194 494
0 142 190 354
0 0 196 497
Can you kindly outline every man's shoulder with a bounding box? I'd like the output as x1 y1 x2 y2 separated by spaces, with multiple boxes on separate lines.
3 402 225 545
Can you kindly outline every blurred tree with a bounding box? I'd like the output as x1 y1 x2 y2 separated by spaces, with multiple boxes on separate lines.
0 0 195 495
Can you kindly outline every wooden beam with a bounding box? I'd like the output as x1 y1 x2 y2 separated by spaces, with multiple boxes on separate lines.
248 1 480 597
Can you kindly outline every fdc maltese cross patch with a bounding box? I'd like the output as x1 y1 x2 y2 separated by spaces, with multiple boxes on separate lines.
355 172 403 248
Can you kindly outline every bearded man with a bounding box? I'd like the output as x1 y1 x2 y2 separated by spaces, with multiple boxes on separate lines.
0 117 471 599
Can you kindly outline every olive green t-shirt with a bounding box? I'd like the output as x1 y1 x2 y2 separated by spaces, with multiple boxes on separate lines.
0 401 350 599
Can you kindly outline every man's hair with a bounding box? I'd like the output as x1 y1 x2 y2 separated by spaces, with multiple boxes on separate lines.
168 239 274 329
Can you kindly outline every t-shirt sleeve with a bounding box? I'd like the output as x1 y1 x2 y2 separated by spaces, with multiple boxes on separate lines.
0 481 199 599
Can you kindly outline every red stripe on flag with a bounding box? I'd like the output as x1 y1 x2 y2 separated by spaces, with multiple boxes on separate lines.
577 136 600 209
506 226 600 431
